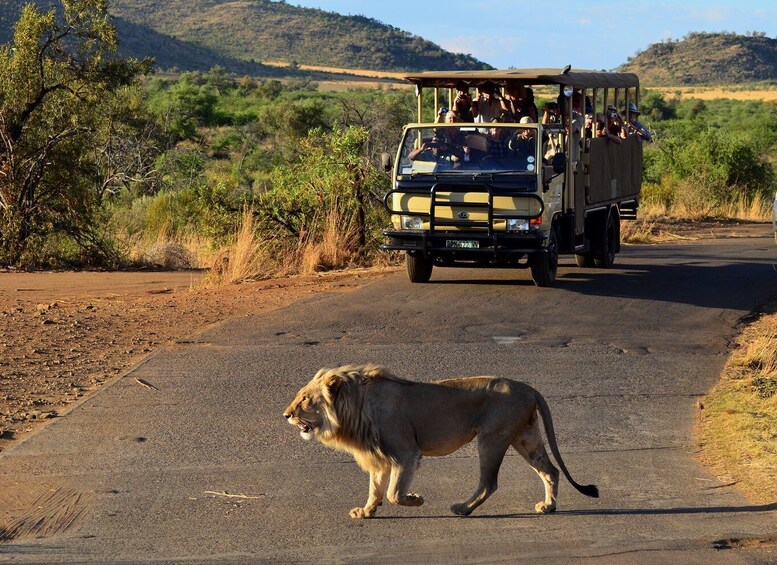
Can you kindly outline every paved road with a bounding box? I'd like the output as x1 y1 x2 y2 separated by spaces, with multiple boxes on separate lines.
2 229 777 563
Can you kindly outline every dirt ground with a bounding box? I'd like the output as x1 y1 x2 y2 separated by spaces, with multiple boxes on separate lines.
0 267 397 453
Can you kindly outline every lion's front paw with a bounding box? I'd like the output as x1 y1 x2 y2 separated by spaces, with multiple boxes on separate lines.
350 507 373 519
450 502 472 516
535 501 556 514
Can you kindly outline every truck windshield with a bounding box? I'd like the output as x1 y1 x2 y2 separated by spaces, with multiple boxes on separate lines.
398 125 539 176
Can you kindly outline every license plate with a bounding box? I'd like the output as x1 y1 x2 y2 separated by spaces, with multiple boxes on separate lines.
446 240 479 249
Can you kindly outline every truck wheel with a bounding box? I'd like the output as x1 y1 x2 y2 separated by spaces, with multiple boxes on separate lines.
575 253 593 268
594 213 618 268
406 252 433 283
531 227 559 287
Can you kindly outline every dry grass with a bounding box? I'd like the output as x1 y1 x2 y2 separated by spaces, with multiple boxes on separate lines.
203 205 368 285
297 207 361 275
697 307 777 503
116 222 214 270
317 80 409 92
206 207 275 285
262 60 406 80
621 195 773 244
640 193 773 221
651 86 777 102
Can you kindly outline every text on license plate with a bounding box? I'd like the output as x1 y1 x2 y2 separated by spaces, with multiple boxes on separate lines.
446 240 479 249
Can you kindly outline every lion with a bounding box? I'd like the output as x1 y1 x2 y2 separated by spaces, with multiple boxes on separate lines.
283 364 599 519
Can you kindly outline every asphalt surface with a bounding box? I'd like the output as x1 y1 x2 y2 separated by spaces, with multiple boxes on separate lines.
2 228 777 563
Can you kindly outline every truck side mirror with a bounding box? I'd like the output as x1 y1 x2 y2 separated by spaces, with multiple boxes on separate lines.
552 152 566 174
381 152 393 173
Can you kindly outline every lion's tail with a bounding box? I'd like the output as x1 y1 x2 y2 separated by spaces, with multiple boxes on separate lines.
534 390 599 498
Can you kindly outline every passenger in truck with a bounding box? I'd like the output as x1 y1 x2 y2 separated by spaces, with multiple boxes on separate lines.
472 81 503 126
453 81 475 122
407 136 464 164
501 83 538 123
485 119 511 159
597 111 623 144
437 111 468 148
606 105 628 141
625 103 652 142
509 117 537 158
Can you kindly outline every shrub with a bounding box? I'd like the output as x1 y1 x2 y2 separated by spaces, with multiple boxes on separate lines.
645 126 775 212
260 124 388 259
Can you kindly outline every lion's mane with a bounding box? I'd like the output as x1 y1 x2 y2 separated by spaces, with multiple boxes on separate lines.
315 364 408 472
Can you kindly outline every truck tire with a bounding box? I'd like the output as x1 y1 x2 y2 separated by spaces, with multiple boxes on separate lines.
531 227 559 287
406 252 433 283
575 252 593 268
594 212 618 268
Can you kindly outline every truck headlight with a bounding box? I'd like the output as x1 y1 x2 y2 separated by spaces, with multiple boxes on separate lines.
400 215 423 230
506 219 530 232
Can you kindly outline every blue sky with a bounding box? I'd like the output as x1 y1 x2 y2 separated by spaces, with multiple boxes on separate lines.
288 1 777 70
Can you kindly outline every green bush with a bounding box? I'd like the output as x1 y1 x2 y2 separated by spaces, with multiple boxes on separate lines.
643 94 777 211
653 129 774 205
260 125 389 252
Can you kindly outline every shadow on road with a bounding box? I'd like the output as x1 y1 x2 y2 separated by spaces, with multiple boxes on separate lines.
429 255 777 312
554 502 777 517
370 502 777 520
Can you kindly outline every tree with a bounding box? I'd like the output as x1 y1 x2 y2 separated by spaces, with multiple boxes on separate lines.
0 0 151 266
91 85 168 200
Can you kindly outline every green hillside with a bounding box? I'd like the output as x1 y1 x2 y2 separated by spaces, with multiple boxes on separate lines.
619 32 777 85
0 1 279 75
111 17 278 75
108 0 490 72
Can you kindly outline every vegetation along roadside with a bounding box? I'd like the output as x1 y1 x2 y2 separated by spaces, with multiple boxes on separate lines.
697 303 777 504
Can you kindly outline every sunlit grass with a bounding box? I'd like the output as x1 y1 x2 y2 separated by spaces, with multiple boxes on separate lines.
651 86 777 102
297 206 360 274
622 193 772 244
697 312 777 503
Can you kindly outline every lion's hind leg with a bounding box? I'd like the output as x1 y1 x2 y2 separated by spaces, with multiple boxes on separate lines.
512 415 560 514
451 436 510 516
350 466 390 519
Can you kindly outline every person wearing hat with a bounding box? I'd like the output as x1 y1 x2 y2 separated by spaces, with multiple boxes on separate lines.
453 81 474 122
509 116 537 158
472 81 503 128
626 102 652 142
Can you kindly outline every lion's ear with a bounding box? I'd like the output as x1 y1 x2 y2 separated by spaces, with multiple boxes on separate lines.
323 374 343 395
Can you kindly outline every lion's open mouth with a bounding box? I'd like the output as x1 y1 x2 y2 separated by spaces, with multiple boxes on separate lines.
297 420 312 433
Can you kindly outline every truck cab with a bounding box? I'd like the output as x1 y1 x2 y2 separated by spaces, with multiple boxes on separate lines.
381 69 643 286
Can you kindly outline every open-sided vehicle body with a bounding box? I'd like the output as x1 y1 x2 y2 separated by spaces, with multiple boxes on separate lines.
381 69 643 286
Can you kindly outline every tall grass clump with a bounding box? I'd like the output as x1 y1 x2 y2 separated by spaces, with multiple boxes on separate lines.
297 203 361 274
207 206 274 284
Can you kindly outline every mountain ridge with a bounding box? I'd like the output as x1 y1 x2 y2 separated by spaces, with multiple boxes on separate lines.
618 32 777 85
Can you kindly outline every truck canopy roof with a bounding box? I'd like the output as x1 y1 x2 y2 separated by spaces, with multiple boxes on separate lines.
404 68 639 89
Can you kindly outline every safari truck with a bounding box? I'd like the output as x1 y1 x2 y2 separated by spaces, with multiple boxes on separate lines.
380 69 643 286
